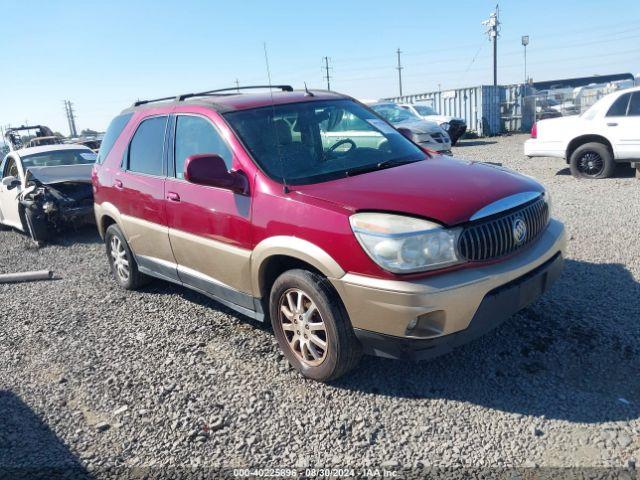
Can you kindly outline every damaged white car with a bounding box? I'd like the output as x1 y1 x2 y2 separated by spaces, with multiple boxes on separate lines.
0 144 96 245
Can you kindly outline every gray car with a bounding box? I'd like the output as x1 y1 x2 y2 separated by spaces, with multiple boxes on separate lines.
369 102 452 154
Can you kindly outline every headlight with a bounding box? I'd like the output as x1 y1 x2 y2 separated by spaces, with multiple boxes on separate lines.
350 213 462 273
414 133 433 143
440 122 450 131
544 190 552 216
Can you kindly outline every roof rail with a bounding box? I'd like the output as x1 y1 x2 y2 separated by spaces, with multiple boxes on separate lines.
133 95 179 107
133 85 294 107
177 85 293 101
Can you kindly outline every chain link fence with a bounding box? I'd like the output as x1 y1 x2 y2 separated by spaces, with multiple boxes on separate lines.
502 79 636 133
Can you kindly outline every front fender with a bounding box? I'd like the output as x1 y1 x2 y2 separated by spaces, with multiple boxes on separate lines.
250 236 346 297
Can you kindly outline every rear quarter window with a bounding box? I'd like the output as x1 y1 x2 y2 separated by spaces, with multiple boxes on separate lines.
97 113 133 164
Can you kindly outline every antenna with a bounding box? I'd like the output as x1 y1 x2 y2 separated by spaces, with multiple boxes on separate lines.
263 42 289 194
304 82 314 97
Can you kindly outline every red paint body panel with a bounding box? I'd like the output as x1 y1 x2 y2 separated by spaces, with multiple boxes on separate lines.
293 157 543 227
93 93 548 285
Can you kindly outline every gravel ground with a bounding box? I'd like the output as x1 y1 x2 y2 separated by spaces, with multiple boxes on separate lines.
0 133 639 478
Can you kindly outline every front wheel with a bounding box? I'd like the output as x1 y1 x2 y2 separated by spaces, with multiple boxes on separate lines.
569 142 615 179
270 269 362 382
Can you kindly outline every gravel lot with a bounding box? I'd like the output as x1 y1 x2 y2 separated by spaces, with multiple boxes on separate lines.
1 133 639 478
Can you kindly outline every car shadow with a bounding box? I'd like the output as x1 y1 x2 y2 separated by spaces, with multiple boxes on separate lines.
0 391 90 479
454 140 498 147
330 259 640 424
556 165 637 178
48 224 102 246
139 281 271 333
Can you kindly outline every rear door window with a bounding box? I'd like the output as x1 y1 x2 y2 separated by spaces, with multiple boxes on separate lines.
127 116 168 176
627 92 640 117
606 93 631 117
97 113 133 164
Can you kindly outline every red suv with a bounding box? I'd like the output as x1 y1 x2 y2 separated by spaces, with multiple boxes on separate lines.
93 86 566 382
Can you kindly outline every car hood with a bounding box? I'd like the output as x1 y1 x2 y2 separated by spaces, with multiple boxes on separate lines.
393 118 443 134
294 157 543 226
25 164 93 184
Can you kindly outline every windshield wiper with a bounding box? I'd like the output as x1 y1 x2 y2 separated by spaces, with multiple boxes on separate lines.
345 159 417 177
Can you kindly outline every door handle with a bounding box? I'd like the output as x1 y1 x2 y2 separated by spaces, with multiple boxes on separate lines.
114 179 123 189
167 192 180 202
607 122 618 127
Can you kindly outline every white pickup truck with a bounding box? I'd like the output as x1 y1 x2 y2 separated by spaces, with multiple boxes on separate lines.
524 86 640 179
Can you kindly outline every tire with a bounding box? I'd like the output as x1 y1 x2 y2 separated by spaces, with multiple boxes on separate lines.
569 142 615 179
269 269 362 382
104 224 150 290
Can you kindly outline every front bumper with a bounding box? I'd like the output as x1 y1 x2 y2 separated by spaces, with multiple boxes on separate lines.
330 219 566 359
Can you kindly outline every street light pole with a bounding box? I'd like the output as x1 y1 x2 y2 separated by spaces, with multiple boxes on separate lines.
521 35 529 85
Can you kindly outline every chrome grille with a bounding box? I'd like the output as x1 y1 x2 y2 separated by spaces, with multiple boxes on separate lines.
458 196 549 262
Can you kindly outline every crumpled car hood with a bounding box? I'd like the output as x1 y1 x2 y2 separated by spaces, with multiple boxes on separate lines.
26 164 93 184
394 118 443 135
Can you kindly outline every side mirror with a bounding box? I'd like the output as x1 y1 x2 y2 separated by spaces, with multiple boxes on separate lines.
184 154 249 195
396 127 414 141
1 176 20 190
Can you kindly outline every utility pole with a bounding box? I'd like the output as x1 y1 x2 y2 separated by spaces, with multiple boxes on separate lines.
235 78 240 92
322 56 332 90
63 100 78 138
521 35 529 85
396 48 404 97
483 5 500 86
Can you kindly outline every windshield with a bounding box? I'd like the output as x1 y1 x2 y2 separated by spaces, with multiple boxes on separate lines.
371 104 419 124
224 100 425 185
21 149 97 169
414 105 438 116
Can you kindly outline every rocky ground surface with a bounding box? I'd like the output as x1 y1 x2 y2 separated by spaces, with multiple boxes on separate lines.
0 134 639 479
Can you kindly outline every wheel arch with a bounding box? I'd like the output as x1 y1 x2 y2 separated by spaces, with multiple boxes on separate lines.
566 135 613 163
95 202 123 239
251 236 346 298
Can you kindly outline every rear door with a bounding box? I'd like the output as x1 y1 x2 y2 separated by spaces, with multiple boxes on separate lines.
164 111 254 310
115 114 178 281
603 92 640 159
0 155 24 229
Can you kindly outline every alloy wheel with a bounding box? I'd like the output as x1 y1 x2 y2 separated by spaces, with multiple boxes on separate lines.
577 151 604 177
279 288 328 367
110 236 130 282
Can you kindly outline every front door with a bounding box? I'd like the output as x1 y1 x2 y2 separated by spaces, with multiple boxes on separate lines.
0 156 24 229
164 112 254 309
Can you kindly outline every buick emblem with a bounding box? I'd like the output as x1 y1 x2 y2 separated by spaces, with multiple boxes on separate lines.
512 217 527 245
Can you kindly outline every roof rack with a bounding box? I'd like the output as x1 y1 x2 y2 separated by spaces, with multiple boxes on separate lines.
133 85 294 107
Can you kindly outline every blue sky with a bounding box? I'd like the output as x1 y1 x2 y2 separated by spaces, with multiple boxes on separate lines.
1 0 639 134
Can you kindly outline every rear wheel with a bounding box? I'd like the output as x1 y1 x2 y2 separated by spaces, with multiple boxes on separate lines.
105 224 149 290
569 142 615 179
270 269 362 382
